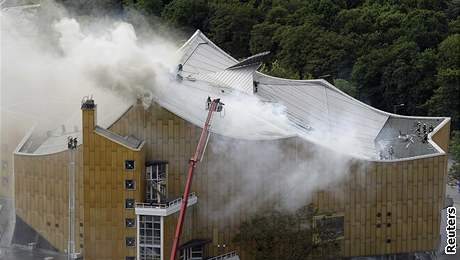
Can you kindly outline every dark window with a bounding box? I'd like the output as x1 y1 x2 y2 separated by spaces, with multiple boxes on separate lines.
386 223 391 227
125 199 135 209
125 237 135 247
126 257 135 260
376 223 381 228
125 180 135 190
80 233 83 238
46 222 51 226
79 223 83 227
55 223 59 228
377 212 382 217
125 160 135 170
386 239 392 243
191 245 203 258
80 244 83 248
180 245 203 260
126 218 135 228
387 212 392 217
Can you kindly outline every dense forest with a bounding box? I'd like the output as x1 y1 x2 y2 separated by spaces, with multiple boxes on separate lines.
57 0 459 176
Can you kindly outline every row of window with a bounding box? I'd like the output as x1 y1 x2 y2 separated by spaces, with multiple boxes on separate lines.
124 161 165 260
125 160 136 260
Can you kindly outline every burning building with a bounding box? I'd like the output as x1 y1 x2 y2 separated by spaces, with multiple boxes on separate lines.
12 30 450 260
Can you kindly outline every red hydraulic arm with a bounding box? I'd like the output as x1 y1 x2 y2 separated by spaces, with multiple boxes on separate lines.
169 98 223 260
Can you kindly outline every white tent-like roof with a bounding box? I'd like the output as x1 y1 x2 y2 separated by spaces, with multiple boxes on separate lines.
16 30 450 160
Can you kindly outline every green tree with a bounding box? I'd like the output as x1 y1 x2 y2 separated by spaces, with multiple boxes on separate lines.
402 9 448 50
207 2 261 58
260 60 300 79
123 0 165 16
275 23 352 79
161 0 210 32
427 34 460 129
334 79 357 98
448 16 460 34
249 22 281 55
352 39 440 115
57 0 123 15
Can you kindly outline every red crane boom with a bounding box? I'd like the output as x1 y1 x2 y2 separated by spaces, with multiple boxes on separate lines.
169 98 223 260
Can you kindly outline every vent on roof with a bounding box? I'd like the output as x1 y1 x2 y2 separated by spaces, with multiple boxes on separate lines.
227 51 270 70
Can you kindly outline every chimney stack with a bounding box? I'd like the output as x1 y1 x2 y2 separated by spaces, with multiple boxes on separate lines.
81 96 97 134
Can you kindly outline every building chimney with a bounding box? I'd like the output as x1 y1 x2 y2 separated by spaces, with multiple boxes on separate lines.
81 98 95 110
81 97 97 133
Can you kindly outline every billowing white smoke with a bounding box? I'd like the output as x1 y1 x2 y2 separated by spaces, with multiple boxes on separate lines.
52 17 180 105
49 11 293 139
1 1 358 217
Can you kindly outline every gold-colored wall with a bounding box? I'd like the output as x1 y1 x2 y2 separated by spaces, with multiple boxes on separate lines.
109 103 202 258
432 120 451 153
82 105 145 260
14 148 84 252
14 104 146 260
14 101 450 260
338 156 448 256
108 103 449 259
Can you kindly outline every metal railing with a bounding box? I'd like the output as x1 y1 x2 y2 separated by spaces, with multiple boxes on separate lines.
207 251 237 260
135 192 196 209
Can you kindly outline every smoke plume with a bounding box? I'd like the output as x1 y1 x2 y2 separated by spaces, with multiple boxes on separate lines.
1 1 358 222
